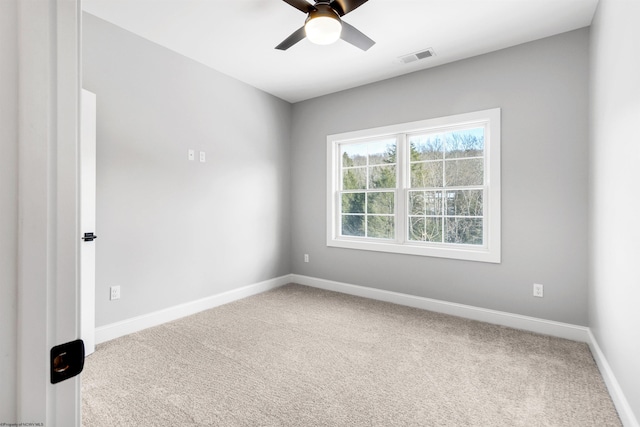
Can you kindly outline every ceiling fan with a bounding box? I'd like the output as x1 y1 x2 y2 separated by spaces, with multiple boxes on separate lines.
275 0 375 51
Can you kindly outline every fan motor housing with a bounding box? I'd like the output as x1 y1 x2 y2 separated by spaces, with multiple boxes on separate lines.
305 3 342 24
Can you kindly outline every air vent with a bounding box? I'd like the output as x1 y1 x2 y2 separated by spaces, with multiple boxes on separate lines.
399 48 436 64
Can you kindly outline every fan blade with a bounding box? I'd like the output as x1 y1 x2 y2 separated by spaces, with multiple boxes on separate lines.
275 26 307 50
331 0 368 16
282 0 314 14
340 21 375 51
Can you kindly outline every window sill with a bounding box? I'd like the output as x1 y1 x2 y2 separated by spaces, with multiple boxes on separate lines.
327 237 501 263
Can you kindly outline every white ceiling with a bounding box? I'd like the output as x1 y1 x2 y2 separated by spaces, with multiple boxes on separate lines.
82 0 598 103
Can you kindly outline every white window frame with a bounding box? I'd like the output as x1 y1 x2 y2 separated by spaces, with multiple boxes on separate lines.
327 108 501 263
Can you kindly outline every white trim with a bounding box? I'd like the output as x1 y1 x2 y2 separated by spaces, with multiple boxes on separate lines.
291 274 589 342
96 273 592 344
80 89 97 356
587 330 639 427
17 0 82 424
326 108 501 263
94 276 290 345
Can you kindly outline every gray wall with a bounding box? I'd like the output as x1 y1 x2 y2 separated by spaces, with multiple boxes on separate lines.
0 0 18 421
589 0 640 421
83 14 292 327
291 29 590 325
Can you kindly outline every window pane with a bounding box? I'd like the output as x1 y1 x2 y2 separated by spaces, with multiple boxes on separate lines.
444 158 483 186
409 191 443 215
341 144 367 167
368 192 394 215
342 215 365 237
368 215 394 239
446 190 483 216
445 128 484 159
342 168 366 190
408 217 442 242
341 193 365 213
369 165 396 189
368 139 397 165
445 218 483 245
411 162 443 188
409 134 444 161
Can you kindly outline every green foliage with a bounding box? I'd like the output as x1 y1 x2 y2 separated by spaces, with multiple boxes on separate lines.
342 215 364 237
369 165 395 189
341 193 365 214
368 216 394 239
343 168 366 190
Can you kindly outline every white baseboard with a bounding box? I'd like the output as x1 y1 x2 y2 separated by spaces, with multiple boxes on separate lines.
96 273 589 345
588 330 639 427
94 275 291 345
291 274 590 342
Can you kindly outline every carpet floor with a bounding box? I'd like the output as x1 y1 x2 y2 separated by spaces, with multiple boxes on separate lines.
82 283 621 426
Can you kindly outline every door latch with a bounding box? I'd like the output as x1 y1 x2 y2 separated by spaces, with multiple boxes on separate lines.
50 339 85 384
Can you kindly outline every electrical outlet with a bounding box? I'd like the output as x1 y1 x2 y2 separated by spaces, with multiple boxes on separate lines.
199 151 206 163
188 149 195 161
110 286 121 301
304 254 309 263
533 283 544 298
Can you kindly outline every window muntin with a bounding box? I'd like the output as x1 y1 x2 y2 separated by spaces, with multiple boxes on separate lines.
327 109 500 263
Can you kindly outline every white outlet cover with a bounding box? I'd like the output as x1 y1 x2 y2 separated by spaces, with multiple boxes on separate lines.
533 283 544 297
199 151 206 162
188 149 195 161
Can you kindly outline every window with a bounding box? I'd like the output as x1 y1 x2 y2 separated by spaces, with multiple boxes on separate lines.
327 109 500 263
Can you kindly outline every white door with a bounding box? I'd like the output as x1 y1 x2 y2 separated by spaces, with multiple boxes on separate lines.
17 0 82 425
81 89 97 356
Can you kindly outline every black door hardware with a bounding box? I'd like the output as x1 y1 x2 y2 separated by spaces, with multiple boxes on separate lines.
50 339 85 384
82 232 97 241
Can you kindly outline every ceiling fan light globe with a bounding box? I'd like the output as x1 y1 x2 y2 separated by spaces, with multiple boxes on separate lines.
305 16 342 45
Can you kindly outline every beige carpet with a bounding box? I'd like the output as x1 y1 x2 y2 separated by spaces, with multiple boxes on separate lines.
82 283 621 426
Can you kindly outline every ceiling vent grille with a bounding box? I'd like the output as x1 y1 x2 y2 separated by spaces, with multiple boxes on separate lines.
399 48 436 64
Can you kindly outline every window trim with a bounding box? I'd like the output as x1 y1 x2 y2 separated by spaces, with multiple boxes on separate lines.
326 108 501 263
